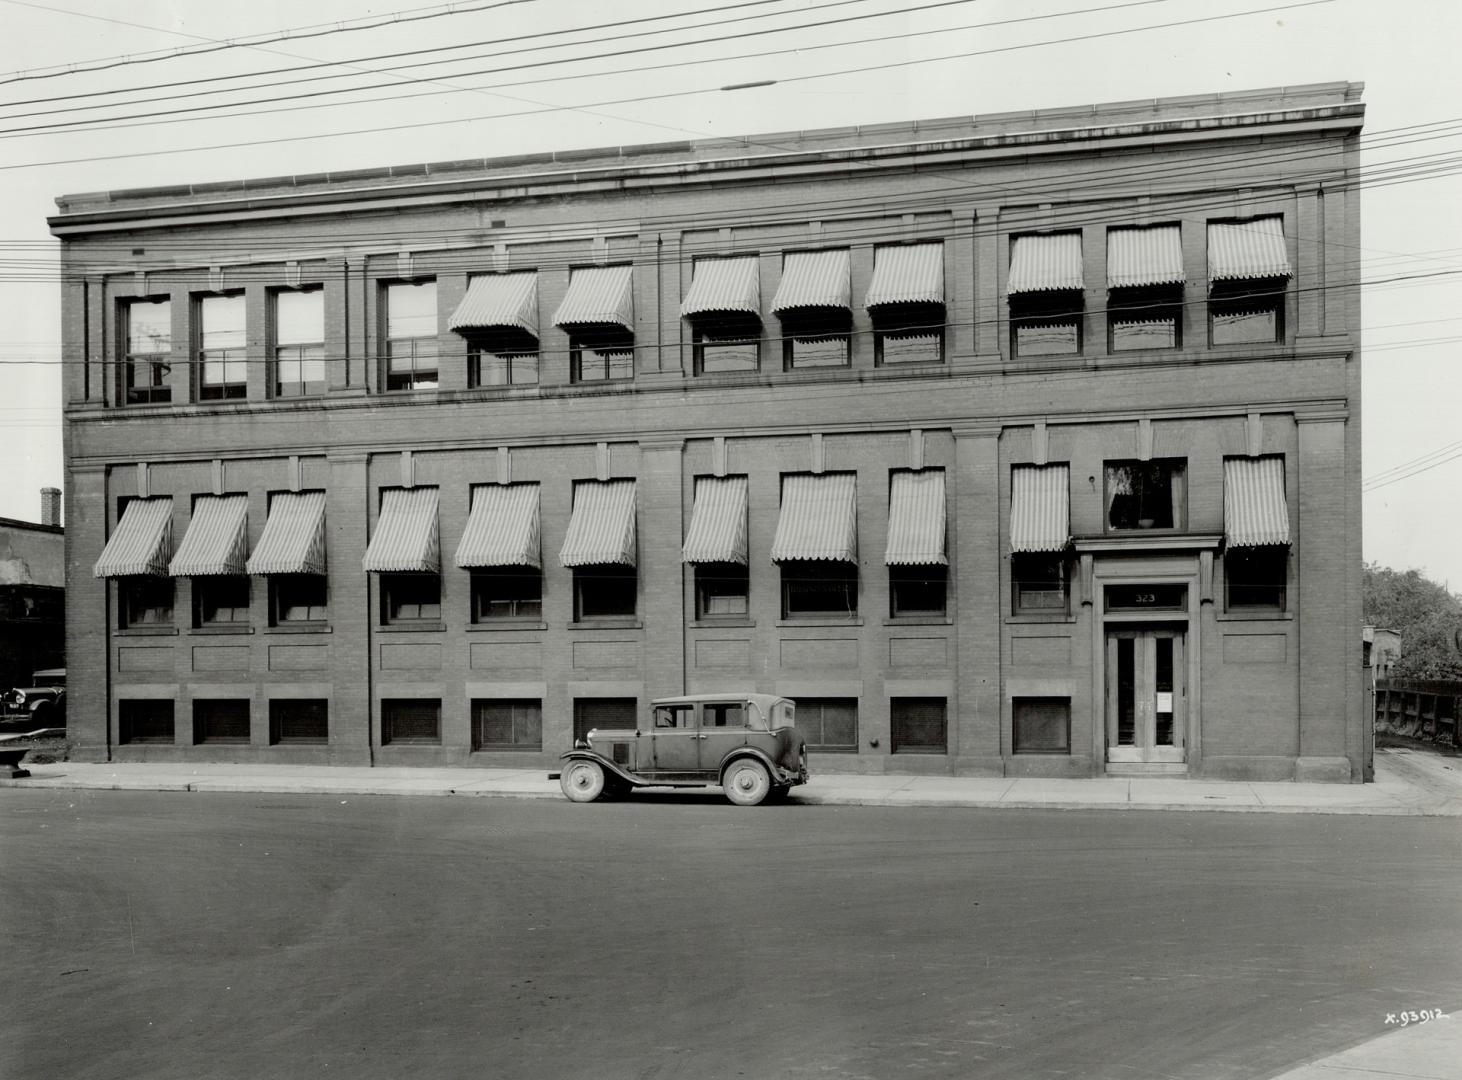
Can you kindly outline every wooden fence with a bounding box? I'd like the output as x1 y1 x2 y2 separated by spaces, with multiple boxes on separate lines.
1374 677 1460 746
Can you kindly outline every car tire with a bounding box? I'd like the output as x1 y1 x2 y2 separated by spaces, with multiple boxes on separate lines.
560 760 607 803
722 759 771 806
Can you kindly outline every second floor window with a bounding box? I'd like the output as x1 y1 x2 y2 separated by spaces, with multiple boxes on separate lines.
120 576 173 628
571 329 634 382
271 574 328 624
1105 460 1187 531
195 575 250 626
469 346 539 387
123 298 172 405
471 569 542 621
695 562 749 619
382 573 441 623
1012 553 1068 614
274 288 325 397
384 281 438 390
1109 286 1182 351
198 293 246 400
1010 290 1083 357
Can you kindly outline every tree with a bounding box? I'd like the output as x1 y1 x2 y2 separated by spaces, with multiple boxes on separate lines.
1363 563 1462 679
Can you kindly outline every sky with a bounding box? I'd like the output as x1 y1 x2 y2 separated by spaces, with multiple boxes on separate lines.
0 0 1458 586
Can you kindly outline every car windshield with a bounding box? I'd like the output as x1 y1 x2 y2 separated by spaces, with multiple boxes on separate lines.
32 672 64 687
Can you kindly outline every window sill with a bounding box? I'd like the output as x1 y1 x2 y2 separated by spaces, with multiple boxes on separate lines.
1214 609 1293 622
883 615 953 626
263 624 332 634
190 625 255 636
566 619 643 630
776 617 864 628
465 620 548 632
377 622 447 633
689 619 756 629
471 746 543 754
1006 613 1078 624
116 626 179 636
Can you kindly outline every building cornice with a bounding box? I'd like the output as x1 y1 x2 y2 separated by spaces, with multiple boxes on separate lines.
49 94 1364 236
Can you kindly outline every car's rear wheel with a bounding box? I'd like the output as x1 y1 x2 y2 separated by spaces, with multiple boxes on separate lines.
722 759 771 806
560 760 607 803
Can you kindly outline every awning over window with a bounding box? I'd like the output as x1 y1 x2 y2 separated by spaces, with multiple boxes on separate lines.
865 243 944 310
1007 233 1083 295
771 250 851 314
552 265 634 330
681 257 760 320
559 480 636 567
1208 217 1291 282
247 491 327 576
93 497 172 578
455 484 541 569
449 272 538 337
1107 225 1185 288
362 487 440 573
682 476 749 564
885 470 946 566
1224 457 1290 547
1010 465 1071 553
770 473 857 563
168 495 248 577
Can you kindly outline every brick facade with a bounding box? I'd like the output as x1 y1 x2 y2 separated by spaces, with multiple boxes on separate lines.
52 84 1366 780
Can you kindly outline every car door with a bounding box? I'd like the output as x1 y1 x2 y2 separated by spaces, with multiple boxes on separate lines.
649 703 699 777
697 700 750 773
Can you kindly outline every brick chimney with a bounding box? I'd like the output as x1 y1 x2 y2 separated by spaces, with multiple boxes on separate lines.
40 487 61 527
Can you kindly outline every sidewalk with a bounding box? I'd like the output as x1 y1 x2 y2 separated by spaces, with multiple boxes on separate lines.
4 746 1459 815
1265 1014 1459 1080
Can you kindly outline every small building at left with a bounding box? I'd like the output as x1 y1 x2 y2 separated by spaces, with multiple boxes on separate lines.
0 488 65 694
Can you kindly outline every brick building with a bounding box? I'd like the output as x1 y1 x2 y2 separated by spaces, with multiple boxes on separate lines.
50 83 1366 780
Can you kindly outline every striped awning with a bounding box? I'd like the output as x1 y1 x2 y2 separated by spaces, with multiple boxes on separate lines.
1108 225 1185 288
168 495 248 577
1010 465 1071 553
449 272 538 337
1008 233 1083 294
770 473 857 563
552 265 634 330
682 476 749 564
93 497 172 578
455 484 541 569
771 250 851 314
559 480 637 568
866 243 944 309
362 487 440 573
681 257 760 320
1224 457 1290 547
246 491 326 576
1209 217 1291 282
885 470 946 566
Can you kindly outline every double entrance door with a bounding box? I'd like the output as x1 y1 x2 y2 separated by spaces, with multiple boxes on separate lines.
1106 627 1186 764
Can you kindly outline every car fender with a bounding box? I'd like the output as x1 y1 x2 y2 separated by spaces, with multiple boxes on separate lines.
558 749 645 787
716 746 783 785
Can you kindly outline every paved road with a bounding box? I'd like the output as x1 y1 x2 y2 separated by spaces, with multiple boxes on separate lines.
2 789 1459 1080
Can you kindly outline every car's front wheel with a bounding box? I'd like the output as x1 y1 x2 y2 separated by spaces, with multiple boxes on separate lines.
722 759 771 806
559 760 607 803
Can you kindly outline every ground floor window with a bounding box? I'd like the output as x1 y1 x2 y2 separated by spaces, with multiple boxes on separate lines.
193 699 250 744
1225 546 1288 610
119 699 174 744
194 575 250 627
574 564 636 620
1013 697 1071 754
573 697 637 743
472 699 543 751
1012 553 1068 614
471 569 542 621
695 562 749 618
889 565 946 617
795 698 858 752
382 699 441 744
382 573 441 623
271 575 327 624
120 576 173 628
270 699 329 744
781 560 857 618
891 697 947 754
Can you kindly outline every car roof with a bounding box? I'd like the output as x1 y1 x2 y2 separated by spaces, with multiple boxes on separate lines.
650 693 789 710
32 668 64 679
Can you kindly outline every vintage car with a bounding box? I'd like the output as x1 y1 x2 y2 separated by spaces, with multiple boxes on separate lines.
552 693 808 806
1 667 65 727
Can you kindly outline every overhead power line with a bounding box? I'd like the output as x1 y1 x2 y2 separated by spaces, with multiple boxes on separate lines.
0 0 1338 172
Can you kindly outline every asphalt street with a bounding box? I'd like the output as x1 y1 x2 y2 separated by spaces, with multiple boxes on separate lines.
2 789 1459 1080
